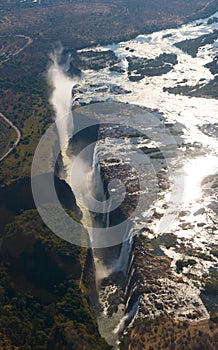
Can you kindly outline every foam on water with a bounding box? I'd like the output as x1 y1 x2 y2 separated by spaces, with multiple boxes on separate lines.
76 11 218 241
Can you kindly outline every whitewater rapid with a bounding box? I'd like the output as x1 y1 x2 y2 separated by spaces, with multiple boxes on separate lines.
71 14 218 343
74 10 218 240
47 10 218 348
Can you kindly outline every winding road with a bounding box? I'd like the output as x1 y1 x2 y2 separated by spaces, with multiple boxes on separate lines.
0 113 21 162
0 34 33 66
0 32 31 160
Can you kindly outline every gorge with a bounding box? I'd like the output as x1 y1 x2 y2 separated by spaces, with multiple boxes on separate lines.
30 9 218 350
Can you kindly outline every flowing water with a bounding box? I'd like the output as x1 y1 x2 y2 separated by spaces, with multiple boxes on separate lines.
71 11 218 346
75 11 218 240
48 10 218 348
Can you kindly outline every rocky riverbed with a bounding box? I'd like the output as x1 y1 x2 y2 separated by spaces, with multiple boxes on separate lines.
67 9 218 349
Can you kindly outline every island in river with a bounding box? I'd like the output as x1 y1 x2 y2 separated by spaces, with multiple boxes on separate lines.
0 1 218 349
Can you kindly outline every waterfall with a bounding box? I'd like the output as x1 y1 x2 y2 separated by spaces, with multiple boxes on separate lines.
106 196 112 229
89 141 106 209
113 226 134 275
47 47 77 152
47 49 137 346
47 48 115 274
113 295 141 335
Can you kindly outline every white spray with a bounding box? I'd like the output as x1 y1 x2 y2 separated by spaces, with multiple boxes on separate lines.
47 47 113 285
47 47 89 204
47 48 136 346
47 46 77 151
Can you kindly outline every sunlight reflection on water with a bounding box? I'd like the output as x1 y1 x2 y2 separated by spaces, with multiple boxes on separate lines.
183 155 218 208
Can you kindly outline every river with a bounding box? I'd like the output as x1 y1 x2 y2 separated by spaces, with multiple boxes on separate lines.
73 10 218 240
68 10 218 347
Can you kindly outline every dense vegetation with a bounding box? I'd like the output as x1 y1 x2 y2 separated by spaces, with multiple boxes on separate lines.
0 0 217 183
127 53 178 81
0 47 53 184
120 316 218 350
0 1 218 348
72 50 119 71
0 118 17 159
0 210 111 349
163 46 218 99
163 76 218 99
174 29 218 57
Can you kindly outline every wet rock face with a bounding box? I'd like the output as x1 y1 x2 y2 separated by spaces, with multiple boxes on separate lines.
96 116 211 329
95 120 216 339
100 158 140 222
79 102 217 344
99 273 126 317
97 121 169 225
93 111 174 340
124 236 208 322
